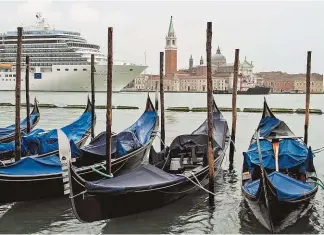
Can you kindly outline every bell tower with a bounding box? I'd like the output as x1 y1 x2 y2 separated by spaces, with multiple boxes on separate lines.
189 55 193 71
165 16 177 75
200 56 204 65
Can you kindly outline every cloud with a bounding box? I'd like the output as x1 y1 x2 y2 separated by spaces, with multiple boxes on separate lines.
17 0 52 14
69 3 100 23
15 0 62 27
102 10 129 27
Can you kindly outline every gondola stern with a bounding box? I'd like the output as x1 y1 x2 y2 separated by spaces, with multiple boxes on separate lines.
262 98 275 119
31 97 40 115
30 97 41 128
84 96 96 130
145 94 156 113
154 84 159 111
84 96 93 114
212 98 221 114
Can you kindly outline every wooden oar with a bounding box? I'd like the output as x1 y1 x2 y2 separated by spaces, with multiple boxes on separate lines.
272 140 279 172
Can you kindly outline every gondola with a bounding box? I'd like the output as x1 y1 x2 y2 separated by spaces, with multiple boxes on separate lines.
0 97 94 163
0 95 158 203
0 98 40 143
241 99 318 233
63 98 230 222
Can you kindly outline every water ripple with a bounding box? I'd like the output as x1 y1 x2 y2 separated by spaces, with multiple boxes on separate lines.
1 92 324 233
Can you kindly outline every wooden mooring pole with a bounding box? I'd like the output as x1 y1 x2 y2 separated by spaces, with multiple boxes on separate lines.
160 51 165 151
15 27 23 162
304 51 311 145
229 49 239 170
206 22 214 205
91 54 95 139
155 81 159 111
106 27 113 175
25 55 31 134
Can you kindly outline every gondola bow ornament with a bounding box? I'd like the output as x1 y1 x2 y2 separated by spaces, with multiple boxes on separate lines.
58 129 72 195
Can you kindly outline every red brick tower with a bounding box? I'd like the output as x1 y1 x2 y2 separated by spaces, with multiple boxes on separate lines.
165 16 177 75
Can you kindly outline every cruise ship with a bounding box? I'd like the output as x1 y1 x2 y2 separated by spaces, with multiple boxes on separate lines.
0 13 147 92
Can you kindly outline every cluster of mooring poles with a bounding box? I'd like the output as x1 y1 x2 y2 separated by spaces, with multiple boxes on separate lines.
14 27 31 162
13 22 312 205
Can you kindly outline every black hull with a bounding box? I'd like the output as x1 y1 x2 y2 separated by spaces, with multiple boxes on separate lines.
0 139 152 204
244 195 315 233
69 152 225 222
213 86 270 95
242 176 317 233
0 100 41 143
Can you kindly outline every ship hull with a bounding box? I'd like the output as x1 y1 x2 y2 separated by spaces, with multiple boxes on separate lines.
0 64 146 92
213 86 270 95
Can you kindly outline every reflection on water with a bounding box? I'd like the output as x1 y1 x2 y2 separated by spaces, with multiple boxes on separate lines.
165 112 178 124
0 92 324 233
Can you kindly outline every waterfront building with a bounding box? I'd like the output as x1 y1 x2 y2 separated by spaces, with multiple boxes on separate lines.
135 16 324 94
260 72 323 93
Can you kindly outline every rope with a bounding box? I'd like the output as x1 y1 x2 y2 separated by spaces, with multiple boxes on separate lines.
313 176 324 187
313 146 324 153
153 131 169 170
69 190 86 199
72 174 86 188
230 138 236 152
313 182 324 190
155 131 167 147
91 167 113 178
112 158 128 174
306 176 324 189
181 171 217 196
161 152 170 171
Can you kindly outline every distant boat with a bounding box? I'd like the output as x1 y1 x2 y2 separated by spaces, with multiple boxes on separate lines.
213 86 270 95
0 12 147 92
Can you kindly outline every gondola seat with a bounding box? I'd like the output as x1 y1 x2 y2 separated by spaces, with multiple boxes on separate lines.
169 144 207 173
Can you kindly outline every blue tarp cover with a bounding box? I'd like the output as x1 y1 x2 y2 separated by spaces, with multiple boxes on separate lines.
85 164 186 193
0 139 81 176
243 171 315 200
191 112 229 150
0 113 39 140
0 111 91 157
81 111 157 158
243 139 308 170
258 116 281 137
22 111 91 155
0 155 61 176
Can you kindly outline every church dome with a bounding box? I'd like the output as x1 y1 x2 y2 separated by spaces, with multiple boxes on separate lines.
212 46 226 65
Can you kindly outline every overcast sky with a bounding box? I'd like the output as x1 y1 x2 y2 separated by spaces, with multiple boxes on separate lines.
0 0 323 74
